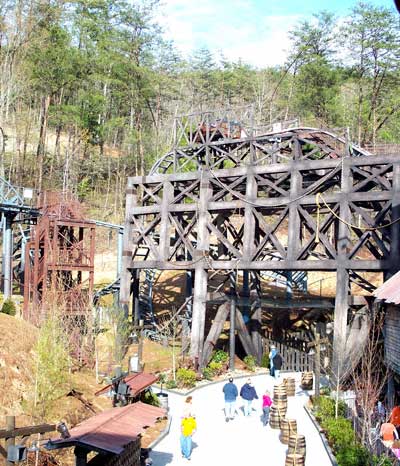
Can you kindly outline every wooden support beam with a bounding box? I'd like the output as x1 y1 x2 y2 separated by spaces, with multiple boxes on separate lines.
159 181 174 260
229 272 236 371
235 307 256 357
202 301 230 367
389 163 400 277
190 172 212 365
127 153 399 185
120 180 137 318
333 158 352 379
130 258 390 271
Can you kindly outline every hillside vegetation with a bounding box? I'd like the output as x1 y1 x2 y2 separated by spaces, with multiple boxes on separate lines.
0 1 399 221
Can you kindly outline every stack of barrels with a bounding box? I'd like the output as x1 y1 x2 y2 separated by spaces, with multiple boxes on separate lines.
284 432 307 465
283 377 296 396
280 419 297 444
300 372 313 390
270 384 287 429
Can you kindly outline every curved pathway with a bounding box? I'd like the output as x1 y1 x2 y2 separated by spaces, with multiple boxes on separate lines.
150 373 332 465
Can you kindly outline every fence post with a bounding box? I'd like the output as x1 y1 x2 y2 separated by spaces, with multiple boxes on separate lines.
5 416 15 466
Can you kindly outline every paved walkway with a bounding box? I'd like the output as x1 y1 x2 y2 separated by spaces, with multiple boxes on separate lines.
149 372 332 465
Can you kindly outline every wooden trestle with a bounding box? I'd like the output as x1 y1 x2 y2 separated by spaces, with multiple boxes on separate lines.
120 111 400 369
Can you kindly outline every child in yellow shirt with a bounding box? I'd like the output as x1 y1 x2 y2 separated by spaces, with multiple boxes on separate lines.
180 416 197 460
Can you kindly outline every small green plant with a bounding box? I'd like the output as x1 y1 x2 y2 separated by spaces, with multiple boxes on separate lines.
158 372 167 392
1 298 16 316
165 379 177 389
202 367 214 380
176 368 196 388
260 353 269 368
142 390 160 407
208 361 223 375
322 417 355 451
211 350 228 364
314 395 346 420
243 355 256 371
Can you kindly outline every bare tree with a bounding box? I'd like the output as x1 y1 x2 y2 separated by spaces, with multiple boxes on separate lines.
350 311 389 445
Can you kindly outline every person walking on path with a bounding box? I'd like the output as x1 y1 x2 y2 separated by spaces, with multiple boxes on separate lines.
261 390 273 426
182 396 194 418
269 345 277 377
240 379 259 417
272 351 283 380
223 377 238 422
180 415 197 460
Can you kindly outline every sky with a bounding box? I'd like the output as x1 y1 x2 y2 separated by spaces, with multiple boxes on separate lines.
158 0 397 68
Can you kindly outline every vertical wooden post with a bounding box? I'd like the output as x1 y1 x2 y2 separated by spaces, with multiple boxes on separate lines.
314 326 321 398
287 140 302 263
120 179 137 319
229 272 236 371
159 181 174 261
389 162 400 277
190 171 211 366
333 157 352 380
5 416 15 466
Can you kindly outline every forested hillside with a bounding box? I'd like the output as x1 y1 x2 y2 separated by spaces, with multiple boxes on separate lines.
0 1 399 220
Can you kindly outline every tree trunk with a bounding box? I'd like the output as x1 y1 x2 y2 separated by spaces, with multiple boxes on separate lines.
36 94 51 192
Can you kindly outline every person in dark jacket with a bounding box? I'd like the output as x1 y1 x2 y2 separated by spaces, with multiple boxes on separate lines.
272 352 283 379
240 378 259 416
223 377 238 422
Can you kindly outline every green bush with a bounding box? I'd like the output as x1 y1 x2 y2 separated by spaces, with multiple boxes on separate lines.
165 379 177 389
322 417 355 451
314 395 346 420
243 355 256 371
1 299 16 316
176 368 196 388
202 367 214 380
261 353 270 368
208 361 223 375
335 445 369 466
211 350 228 364
142 390 160 407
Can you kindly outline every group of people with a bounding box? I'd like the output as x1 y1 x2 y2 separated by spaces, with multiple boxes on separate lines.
222 377 273 425
179 377 275 460
179 347 283 461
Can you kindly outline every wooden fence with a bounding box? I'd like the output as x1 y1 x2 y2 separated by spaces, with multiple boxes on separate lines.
265 338 314 372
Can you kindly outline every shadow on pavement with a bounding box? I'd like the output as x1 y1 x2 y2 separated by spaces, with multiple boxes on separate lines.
150 450 174 465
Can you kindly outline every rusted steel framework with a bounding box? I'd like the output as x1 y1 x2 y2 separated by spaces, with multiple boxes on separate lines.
121 110 400 368
23 193 95 324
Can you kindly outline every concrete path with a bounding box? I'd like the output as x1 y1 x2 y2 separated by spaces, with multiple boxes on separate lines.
149 373 332 466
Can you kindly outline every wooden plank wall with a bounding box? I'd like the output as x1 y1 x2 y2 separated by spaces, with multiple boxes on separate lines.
265 338 314 373
384 305 400 375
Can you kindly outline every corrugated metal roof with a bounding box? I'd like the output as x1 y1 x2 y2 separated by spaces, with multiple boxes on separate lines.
95 372 158 397
48 402 166 455
374 271 400 304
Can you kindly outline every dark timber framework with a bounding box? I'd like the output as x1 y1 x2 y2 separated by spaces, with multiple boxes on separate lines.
121 110 400 368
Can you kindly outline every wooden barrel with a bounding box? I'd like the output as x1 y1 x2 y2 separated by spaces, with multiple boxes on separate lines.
284 377 296 396
280 419 297 444
273 384 287 397
269 405 285 429
273 393 288 413
300 372 313 390
285 453 305 466
288 435 306 458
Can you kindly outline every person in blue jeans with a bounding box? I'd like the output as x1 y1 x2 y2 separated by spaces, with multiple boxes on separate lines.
223 377 238 422
180 416 196 460
240 378 259 416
